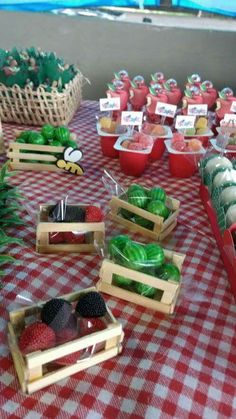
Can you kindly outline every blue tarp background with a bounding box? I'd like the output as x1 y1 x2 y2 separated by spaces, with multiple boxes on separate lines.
172 0 236 17
0 0 158 10
0 0 235 15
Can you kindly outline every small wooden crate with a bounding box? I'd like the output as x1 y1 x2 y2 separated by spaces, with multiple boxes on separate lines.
98 249 185 314
36 204 105 254
8 287 123 394
7 141 65 172
108 191 180 241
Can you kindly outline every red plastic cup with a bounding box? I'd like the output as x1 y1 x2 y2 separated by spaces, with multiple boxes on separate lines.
114 136 152 177
100 134 119 158
119 150 149 176
149 138 166 161
165 139 205 178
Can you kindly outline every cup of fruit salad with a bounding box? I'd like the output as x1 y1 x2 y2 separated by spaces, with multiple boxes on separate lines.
165 133 206 178
141 122 173 161
114 131 153 176
97 116 126 158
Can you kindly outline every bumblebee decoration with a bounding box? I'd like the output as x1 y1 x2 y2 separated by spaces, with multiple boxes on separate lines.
56 147 84 176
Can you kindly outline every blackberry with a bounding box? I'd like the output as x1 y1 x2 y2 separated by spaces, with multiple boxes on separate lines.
64 206 85 222
75 291 107 318
41 298 72 332
49 203 85 222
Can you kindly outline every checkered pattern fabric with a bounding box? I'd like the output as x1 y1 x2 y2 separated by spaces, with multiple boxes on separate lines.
1 101 236 418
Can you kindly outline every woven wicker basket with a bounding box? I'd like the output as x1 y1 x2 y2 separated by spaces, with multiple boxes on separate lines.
0 72 83 126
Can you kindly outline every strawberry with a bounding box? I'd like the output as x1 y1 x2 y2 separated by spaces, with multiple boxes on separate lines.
54 350 82 366
18 322 56 355
79 317 107 337
49 232 64 244
85 206 103 222
63 231 85 244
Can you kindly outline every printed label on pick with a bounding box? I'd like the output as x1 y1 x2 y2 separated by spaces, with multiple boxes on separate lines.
175 115 196 129
187 104 208 116
155 102 177 118
121 111 143 126
223 114 236 124
230 101 236 113
99 97 120 111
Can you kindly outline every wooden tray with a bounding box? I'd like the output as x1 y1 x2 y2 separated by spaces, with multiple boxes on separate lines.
36 204 105 254
200 183 236 300
108 190 180 241
98 248 185 314
8 287 123 394
7 141 65 173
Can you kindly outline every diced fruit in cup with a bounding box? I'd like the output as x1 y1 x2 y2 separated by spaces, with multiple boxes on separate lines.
187 139 202 151
128 142 145 151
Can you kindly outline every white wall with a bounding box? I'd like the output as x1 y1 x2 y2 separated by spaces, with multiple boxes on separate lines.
0 10 235 99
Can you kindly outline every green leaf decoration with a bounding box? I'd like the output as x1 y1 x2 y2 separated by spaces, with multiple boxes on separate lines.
151 74 156 81
0 49 7 68
10 47 21 62
149 86 157 96
61 69 73 86
184 89 192 98
0 161 10 182
114 72 120 80
107 83 115 91
200 84 207 92
131 81 137 89
0 254 17 266
219 91 225 99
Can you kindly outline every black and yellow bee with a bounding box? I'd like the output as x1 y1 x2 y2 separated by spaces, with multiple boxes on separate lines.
56 147 84 175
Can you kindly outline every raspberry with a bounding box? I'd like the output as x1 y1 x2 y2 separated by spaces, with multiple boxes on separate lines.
85 206 103 222
19 322 56 355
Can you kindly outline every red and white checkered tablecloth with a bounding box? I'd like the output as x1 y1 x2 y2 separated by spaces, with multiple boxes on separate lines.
1 100 236 419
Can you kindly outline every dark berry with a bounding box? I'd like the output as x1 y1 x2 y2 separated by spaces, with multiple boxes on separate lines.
41 298 72 332
75 291 107 318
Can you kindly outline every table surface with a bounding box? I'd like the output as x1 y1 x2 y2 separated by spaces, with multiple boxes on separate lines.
1 101 236 419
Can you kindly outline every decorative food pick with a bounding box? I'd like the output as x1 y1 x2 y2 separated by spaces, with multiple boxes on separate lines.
18 322 56 354
75 291 107 318
41 298 72 332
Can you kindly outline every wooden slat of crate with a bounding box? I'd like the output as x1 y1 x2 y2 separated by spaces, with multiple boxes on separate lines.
98 250 185 314
7 141 65 172
108 192 180 240
8 287 123 394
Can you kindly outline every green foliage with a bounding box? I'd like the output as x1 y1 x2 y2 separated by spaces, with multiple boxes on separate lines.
0 162 25 285
0 47 78 91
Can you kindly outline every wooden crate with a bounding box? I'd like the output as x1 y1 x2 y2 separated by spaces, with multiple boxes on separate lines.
36 204 105 254
108 191 180 241
97 248 185 314
8 287 124 394
7 141 65 172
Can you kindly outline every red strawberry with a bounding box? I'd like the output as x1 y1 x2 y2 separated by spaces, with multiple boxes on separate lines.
79 317 106 337
85 206 103 222
63 231 85 244
49 232 64 244
54 350 82 366
18 322 56 355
